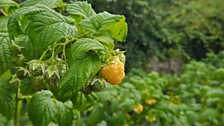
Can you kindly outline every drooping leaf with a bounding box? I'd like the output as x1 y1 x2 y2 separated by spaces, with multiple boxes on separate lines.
79 12 122 34
79 12 127 42
8 4 48 39
67 38 105 65
0 75 16 119
102 16 128 42
0 17 14 75
0 0 18 7
66 1 96 19
26 7 78 57
58 54 101 101
56 101 73 126
8 4 78 57
28 90 57 126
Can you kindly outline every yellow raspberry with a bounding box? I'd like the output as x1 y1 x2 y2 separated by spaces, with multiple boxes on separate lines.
100 57 125 85
145 99 157 105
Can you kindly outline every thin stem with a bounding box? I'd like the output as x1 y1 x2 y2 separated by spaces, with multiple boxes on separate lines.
0 9 8 16
39 37 80 64
77 32 90 39
14 80 21 126
51 44 57 64
62 44 67 62
39 47 50 60
65 37 78 45
62 38 78 69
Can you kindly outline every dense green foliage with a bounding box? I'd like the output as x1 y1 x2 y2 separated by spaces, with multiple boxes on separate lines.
84 0 224 69
0 0 127 126
79 52 224 126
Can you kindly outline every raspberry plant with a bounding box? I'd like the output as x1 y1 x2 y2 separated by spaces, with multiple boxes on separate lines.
0 0 127 125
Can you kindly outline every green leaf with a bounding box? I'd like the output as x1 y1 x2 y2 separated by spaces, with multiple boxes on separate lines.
14 35 37 59
95 36 114 49
56 101 73 126
0 70 12 79
8 4 48 39
68 38 105 64
8 4 78 57
58 54 101 100
102 16 128 42
0 0 18 7
79 12 122 34
71 92 98 111
0 78 16 119
0 17 14 75
20 77 47 95
58 38 104 100
21 0 63 8
26 7 78 57
66 1 96 19
0 35 14 75
79 12 128 41
0 17 8 30
28 90 57 126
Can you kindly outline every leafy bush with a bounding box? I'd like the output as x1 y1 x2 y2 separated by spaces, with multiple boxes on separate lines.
0 0 127 125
